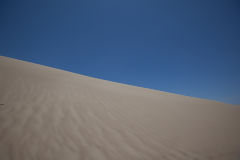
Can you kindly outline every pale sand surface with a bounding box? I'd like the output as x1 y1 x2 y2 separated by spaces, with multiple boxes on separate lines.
0 56 240 160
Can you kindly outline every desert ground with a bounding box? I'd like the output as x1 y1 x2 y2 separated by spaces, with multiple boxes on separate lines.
0 56 239 160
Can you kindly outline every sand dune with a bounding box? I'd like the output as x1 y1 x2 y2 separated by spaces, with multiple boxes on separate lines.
0 56 239 160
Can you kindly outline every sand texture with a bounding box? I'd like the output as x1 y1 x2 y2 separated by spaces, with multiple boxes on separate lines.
0 56 240 160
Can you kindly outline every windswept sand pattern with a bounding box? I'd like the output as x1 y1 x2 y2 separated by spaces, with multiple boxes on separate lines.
0 56 240 160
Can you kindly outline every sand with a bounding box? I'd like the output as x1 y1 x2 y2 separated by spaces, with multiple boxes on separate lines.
0 56 239 160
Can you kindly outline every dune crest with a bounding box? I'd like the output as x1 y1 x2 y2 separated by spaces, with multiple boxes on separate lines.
0 56 239 160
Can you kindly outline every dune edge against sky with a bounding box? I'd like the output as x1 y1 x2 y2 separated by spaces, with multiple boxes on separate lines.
0 56 240 160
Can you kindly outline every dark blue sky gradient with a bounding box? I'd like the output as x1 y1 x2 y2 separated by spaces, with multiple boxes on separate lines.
1 0 240 104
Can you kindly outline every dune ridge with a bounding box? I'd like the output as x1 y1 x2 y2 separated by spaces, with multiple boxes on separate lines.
0 56 239 160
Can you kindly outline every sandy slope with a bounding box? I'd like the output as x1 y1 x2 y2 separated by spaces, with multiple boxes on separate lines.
0 56 239 160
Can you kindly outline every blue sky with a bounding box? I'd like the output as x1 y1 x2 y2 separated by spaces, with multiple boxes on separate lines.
1 0 240 104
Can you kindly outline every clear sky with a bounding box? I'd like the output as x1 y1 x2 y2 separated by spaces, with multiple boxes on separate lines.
1 0 240 104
